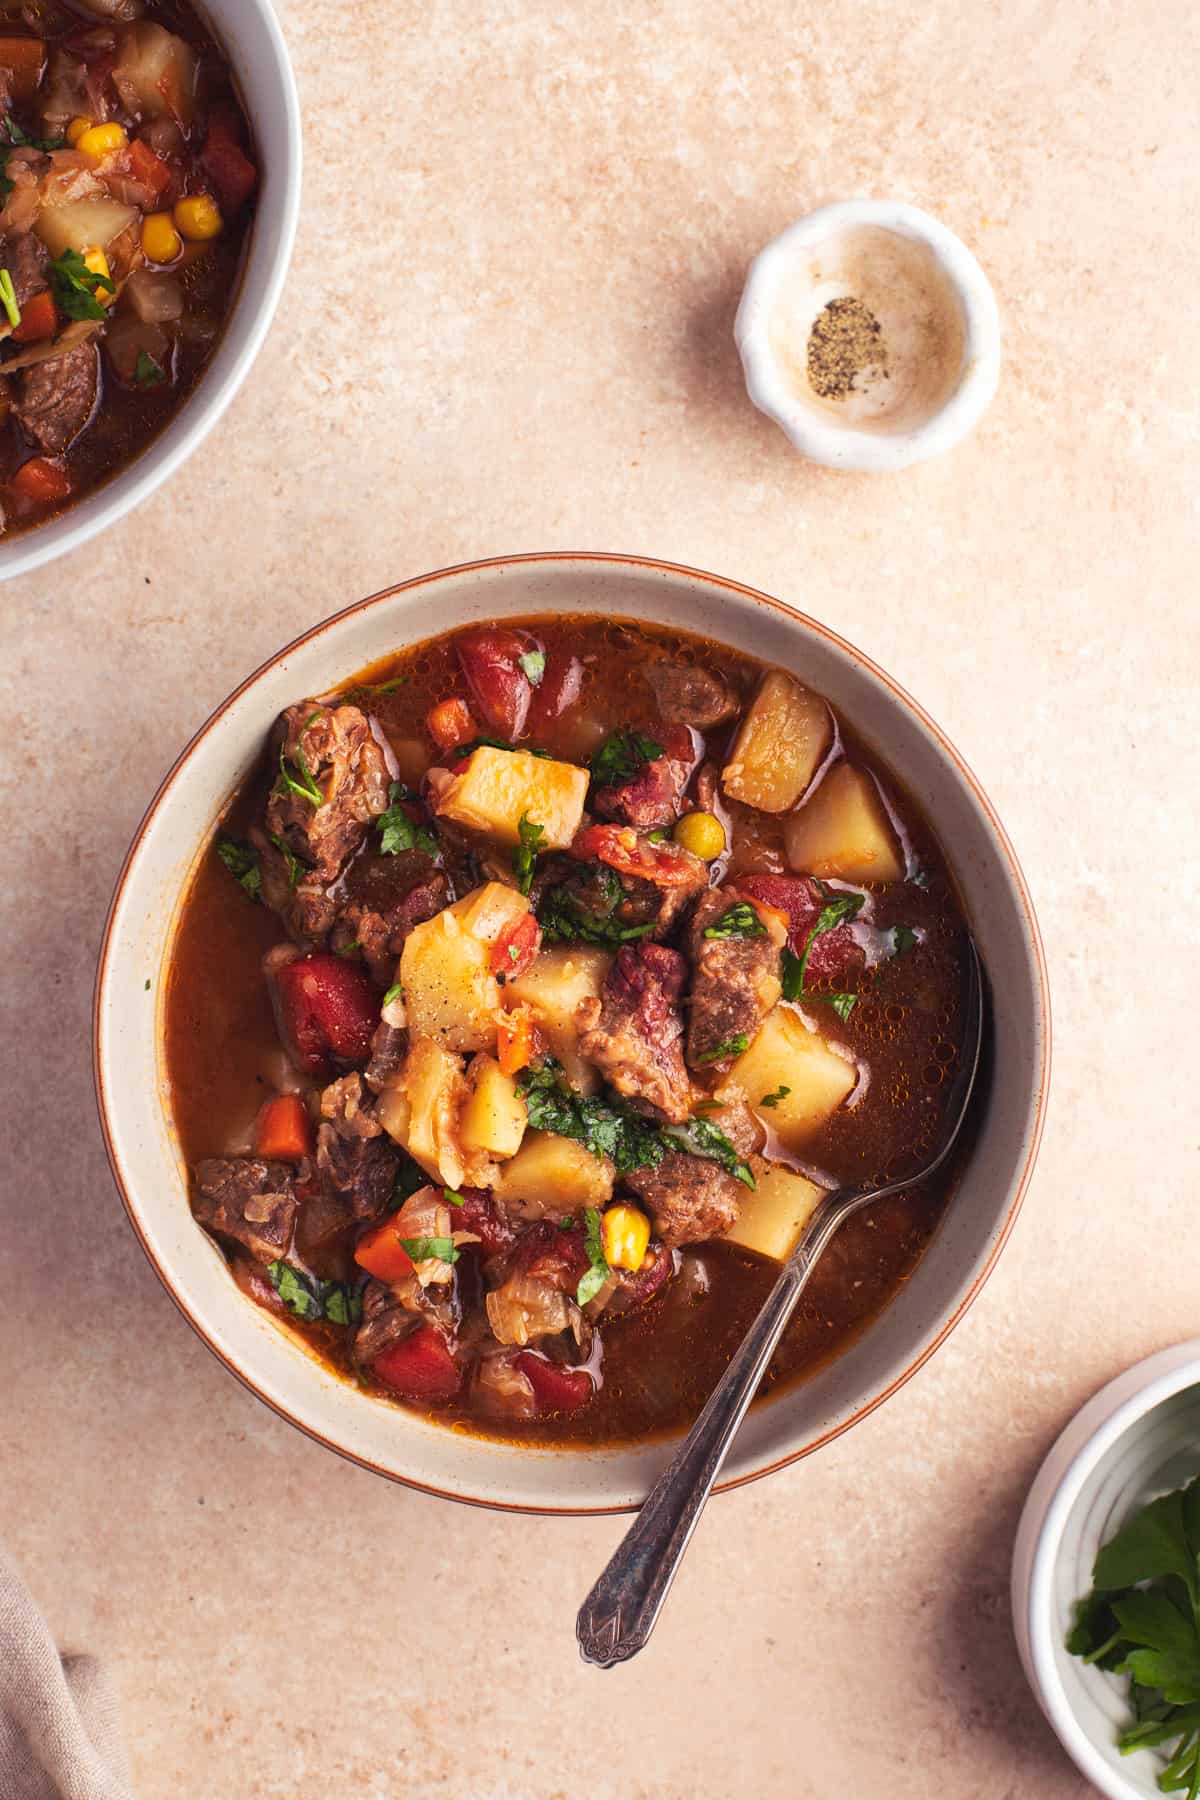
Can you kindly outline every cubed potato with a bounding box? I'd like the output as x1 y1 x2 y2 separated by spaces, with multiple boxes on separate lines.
434 746 589 848
491 1130 614 1220
506 946 613 1093
36 198 138 258
722 671 832 813
383 1038 474 1189
724 1164 827 1261
400 882 530 1053
460 1054 527 1160
784 762 904 883
721 1007 857 1150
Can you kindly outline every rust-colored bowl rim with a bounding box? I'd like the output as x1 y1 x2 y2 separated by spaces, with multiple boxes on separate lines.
94 551 1052 1516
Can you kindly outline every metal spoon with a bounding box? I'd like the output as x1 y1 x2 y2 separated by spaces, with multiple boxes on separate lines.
577 939 985 1668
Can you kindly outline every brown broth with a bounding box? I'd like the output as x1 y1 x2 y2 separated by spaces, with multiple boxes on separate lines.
164 615 975 1447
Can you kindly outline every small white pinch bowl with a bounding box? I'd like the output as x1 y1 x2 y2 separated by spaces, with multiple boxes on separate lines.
1012 1341 1200 1799
735 199 1001 472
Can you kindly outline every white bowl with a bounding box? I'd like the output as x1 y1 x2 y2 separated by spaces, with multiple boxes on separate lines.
0 0 301 582
1013 1342 1200 1798
735 199 1001 472
94 553 1050 1513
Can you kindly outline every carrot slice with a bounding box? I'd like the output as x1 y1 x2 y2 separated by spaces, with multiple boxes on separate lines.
11 457 70 504
12 290 57 345
128 137 172 199
497 1004 535 1077
426 697 474 753
354 1218 417 1283
254 1094 313 1161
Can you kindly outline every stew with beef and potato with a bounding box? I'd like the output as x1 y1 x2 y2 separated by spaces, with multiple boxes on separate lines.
0 0 256 534
165 616 975 1445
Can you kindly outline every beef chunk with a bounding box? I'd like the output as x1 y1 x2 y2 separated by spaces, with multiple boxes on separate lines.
593 723 698 830
329 867 449 984
194 1157 297 1265
4 231 48 305
314 1122 396 1221
624 1103 759 1246
354 1278 418 1364
560 827 709 942
14 342 98 455
686 887 785 1069
364 1019 407 1094
265 703 390 887
576 942 692 1122
319 1072 382 1140
648 662 738 730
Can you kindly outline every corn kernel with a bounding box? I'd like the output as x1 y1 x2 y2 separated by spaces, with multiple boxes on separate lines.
66 117 93 148
173 194 223 242
601 1204 651 1274
141 211 182 265
82 247 114 304
75 121 128 161
673 810 726 861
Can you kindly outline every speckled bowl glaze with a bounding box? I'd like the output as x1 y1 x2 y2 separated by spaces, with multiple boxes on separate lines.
1013 1342 1200 1799
94 554 1049 1513
0 0 301 582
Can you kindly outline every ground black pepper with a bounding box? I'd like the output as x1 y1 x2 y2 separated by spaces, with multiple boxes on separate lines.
807 297 888 400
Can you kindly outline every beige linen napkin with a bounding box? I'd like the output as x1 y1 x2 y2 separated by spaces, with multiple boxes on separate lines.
0 1545 133 1800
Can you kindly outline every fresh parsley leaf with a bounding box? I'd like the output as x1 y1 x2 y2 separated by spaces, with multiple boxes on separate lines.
277 714 325 807
216 836 261 902
891 924 918 958
334 939 361 958
824 992 859 1023
399 1236 459 1266
266 1260 362 1325
133 348 167 387
382 983 403 1009
695 1033 749 1065
590 728 663 788
661 1117 755 1188
577 1207 610 1306
703 901 767 941
780 883 865 1017
645 827 669 843
4 118 64 151
48 247 109 322
0 269 18 330
513 813 545 895
269 831 303 890
517 649 545 685
759 1085 791 1108
377 781 437 856
538 865 655 947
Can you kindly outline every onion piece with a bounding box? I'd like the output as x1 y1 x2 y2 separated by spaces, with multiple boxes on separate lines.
123 268 183 324
485 1273 572 1347
0 319 102 373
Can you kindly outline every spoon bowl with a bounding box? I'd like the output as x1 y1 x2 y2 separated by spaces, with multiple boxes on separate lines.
577 938 986 1666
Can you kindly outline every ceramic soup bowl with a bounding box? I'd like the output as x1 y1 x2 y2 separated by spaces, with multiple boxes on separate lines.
94 554 1050 1513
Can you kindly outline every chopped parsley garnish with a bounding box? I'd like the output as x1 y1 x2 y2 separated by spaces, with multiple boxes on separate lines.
443 1189 464 1206
277 713 325 807
517 649 545 685
538 864 655 947
377 781 438 856
703 901 767 941
381 983 403 1009
48 247 109 321
269 831 303 890
781 882 866 1020
645 827 669 843
216 836 261 902
891 924 918 957
518 1057 754 1188
334 940 361 958
400 1236 459 1266
577 1207 610 1307
0 269 18 330
759 1084 791 1108
590 728 663 788
694 1033 749 1066
266 1260 362 1326
133 348 167 387
513 813 545 895
4 118 65 151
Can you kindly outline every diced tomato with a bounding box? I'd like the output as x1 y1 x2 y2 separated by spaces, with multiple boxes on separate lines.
491 913 541 982
572 823 702 887
527 646 583 733
268 952 379 1079
354 1217 417 1283
200 107 258 215
374 1326 462 1400
254 1093 313 1161
496 1003 535 1077
0 37 46 107
737 874 863 981
10 457 71 505
128 136 172 198
518 1219 591 1290
514 1351 594 1414
453 1190 516 1258
11 290 58 345
425 696 474 753
455 627 540 740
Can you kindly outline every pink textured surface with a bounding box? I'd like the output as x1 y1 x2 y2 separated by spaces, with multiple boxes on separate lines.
2 0 1197 1793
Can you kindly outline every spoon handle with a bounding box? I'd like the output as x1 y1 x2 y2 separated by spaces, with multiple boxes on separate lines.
577 1206 841 1668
